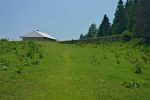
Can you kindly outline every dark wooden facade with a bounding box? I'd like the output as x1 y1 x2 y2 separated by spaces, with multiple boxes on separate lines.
22 37 56 41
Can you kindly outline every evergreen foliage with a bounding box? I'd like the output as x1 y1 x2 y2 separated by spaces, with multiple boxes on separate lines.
122 30 133 42
79 34 84 40
125 0 139 32
125 0 134 32
86 24 97 38
98 15 112 37
112 0 127 34
135 0 150 38
79 0 150 41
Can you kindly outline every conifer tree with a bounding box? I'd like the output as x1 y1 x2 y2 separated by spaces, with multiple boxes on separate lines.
98 15 111 37
86 24 97 38
125 0 138 32
112 0 127 34
135 0 150 38
79 34 84 40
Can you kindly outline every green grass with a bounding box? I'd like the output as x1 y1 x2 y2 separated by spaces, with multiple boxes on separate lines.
0 41 150 100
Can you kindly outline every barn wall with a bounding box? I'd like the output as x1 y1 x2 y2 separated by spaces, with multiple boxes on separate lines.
22 37 56 41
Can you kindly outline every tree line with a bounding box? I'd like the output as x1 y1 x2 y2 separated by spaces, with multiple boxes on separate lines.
80 0 150 40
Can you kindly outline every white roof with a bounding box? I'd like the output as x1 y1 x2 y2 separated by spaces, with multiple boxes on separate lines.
21 31 56 40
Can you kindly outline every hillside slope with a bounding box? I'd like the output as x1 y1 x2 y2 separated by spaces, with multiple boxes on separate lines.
0 41 150 100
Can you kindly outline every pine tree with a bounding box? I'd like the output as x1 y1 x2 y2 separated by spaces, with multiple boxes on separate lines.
125 0 133 32
125 0 130 8
135 0 150 38
86 24 97 38
79 34 84 40
112 0 127 34
98 14 111 37
125 0 138 32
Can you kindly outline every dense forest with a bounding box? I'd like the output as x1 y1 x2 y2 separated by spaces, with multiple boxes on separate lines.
80 0 150 42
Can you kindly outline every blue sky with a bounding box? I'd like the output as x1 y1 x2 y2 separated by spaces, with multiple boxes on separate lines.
0 0 126 40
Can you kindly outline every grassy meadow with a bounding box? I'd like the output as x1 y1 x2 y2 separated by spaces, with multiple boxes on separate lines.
0 40 150 100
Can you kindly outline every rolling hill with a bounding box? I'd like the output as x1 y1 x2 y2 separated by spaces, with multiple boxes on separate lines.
0 40 150 100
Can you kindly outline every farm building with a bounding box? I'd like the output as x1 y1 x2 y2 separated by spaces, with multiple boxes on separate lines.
21 30 57 41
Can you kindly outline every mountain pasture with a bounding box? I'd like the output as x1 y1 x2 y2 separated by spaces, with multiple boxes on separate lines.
0 40 150 100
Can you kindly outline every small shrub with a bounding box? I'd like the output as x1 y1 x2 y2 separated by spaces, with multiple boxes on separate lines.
129 57 138 64
0 59 9 67
114 52 120 64
141 55 149 63
2 66 8 70
123 81 140 88
94 45 98 48
97 61 101 65
22 62 29 66
14 67 23 74
135 64 142 74
91 56 97 63
39 54 43 59
115 53 119 58
103 54 107 59
122 30 133 42
31 60 40 65
117 58 120 64
0 38 9 42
